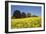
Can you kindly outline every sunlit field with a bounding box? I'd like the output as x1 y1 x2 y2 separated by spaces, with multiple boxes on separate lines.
11 17 41 29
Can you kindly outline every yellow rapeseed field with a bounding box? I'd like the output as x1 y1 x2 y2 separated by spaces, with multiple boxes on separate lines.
11 17 41 29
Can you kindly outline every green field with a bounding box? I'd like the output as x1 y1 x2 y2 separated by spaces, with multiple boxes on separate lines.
11 17 41 29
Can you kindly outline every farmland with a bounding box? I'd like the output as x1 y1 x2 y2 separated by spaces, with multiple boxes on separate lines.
11 17 41 29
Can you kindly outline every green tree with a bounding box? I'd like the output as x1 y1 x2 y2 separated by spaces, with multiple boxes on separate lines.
21 12 26 18
13 10 21 18
32 15 38 17
27 13 31 17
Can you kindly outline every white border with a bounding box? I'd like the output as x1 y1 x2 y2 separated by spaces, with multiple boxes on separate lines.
8 2 44 32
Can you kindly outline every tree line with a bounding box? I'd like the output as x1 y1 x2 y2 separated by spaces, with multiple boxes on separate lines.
12 10 38 19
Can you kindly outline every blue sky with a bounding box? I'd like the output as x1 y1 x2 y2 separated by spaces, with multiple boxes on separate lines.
11 5 41 16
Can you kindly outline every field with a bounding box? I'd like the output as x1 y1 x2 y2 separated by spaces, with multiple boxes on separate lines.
11 17 41 29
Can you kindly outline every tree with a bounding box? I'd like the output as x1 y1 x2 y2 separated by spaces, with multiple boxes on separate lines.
13 10 21 18
32 15 38 17
21 12 26 18
27 13 31 17
11 16 16 19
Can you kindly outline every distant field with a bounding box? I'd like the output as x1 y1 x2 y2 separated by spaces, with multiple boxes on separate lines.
11 17 41 29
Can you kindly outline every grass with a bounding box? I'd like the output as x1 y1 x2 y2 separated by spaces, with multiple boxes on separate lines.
11 17 41 29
